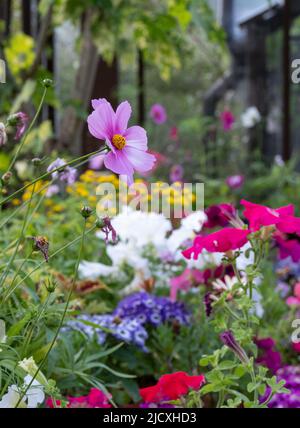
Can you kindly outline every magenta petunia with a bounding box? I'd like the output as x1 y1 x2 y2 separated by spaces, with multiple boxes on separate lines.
87 98 156 184
182 228 250 260
241 200 295 232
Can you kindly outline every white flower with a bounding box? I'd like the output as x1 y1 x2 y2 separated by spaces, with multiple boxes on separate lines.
212 275 244 293
0 122 7 147
0 385 26 408
181 211 207 233
15 161 28 179
235 243 254 272
99 206 172 249
241 107 261 128
18 357 38 374
79 242 151 281
165 211 207 256
79 261 117 279
23 375 45 408
0 376 44 408
18 357 48 387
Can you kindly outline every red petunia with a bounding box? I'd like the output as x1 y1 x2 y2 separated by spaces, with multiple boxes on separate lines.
182 228 250 260
140 372 205 404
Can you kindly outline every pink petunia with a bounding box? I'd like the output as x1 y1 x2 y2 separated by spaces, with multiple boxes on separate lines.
182 228 250 260
88 99 156 184
170 268 203 301
150 104 167 125
220 110 235 131
241 200 295 232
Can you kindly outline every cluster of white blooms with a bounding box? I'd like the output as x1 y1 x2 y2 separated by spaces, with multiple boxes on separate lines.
79 208 207 293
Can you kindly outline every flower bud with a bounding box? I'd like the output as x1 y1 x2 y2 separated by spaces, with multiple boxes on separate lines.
81 206 92 219
220 330 249 364
32 157 42 166
31 236 49 263
42 78 53 88
44 277 57 293
1 171 12 184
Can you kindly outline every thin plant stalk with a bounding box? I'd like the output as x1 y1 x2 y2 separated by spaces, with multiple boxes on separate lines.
15 218 87 408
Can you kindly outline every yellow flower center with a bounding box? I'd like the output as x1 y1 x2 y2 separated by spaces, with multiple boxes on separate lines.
112 134 126 150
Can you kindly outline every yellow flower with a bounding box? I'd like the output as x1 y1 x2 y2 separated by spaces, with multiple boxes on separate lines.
5 33 35 76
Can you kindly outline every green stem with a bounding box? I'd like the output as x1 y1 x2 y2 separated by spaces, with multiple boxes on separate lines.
7 87 48 173
0 182 36 288
15 218 87 408
0 146 108 208
2 225 96 302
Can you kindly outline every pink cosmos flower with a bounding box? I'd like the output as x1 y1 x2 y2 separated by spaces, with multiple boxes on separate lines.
182 228 250 260
170 164 184 183
88 98 156 184
139 150 167 178
220 110 235 131
286 283 300 307
241 200 295 232
150 103 167 125
226 175 244 190
89 153 105 170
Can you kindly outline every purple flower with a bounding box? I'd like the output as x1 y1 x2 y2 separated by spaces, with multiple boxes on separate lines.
170 164 184 183
66 293 190 353
99 217 117 244
46 184 60 197
267 366 300 408
47 158 77 185
87 99 156 184
67 314 149 351
226 175 244 190
0 123 7 146
150 104 167 125
13 112 29 140
220 330 249 364
113 292 191 327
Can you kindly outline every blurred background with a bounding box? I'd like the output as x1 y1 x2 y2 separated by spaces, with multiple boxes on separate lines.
1 0 300 191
